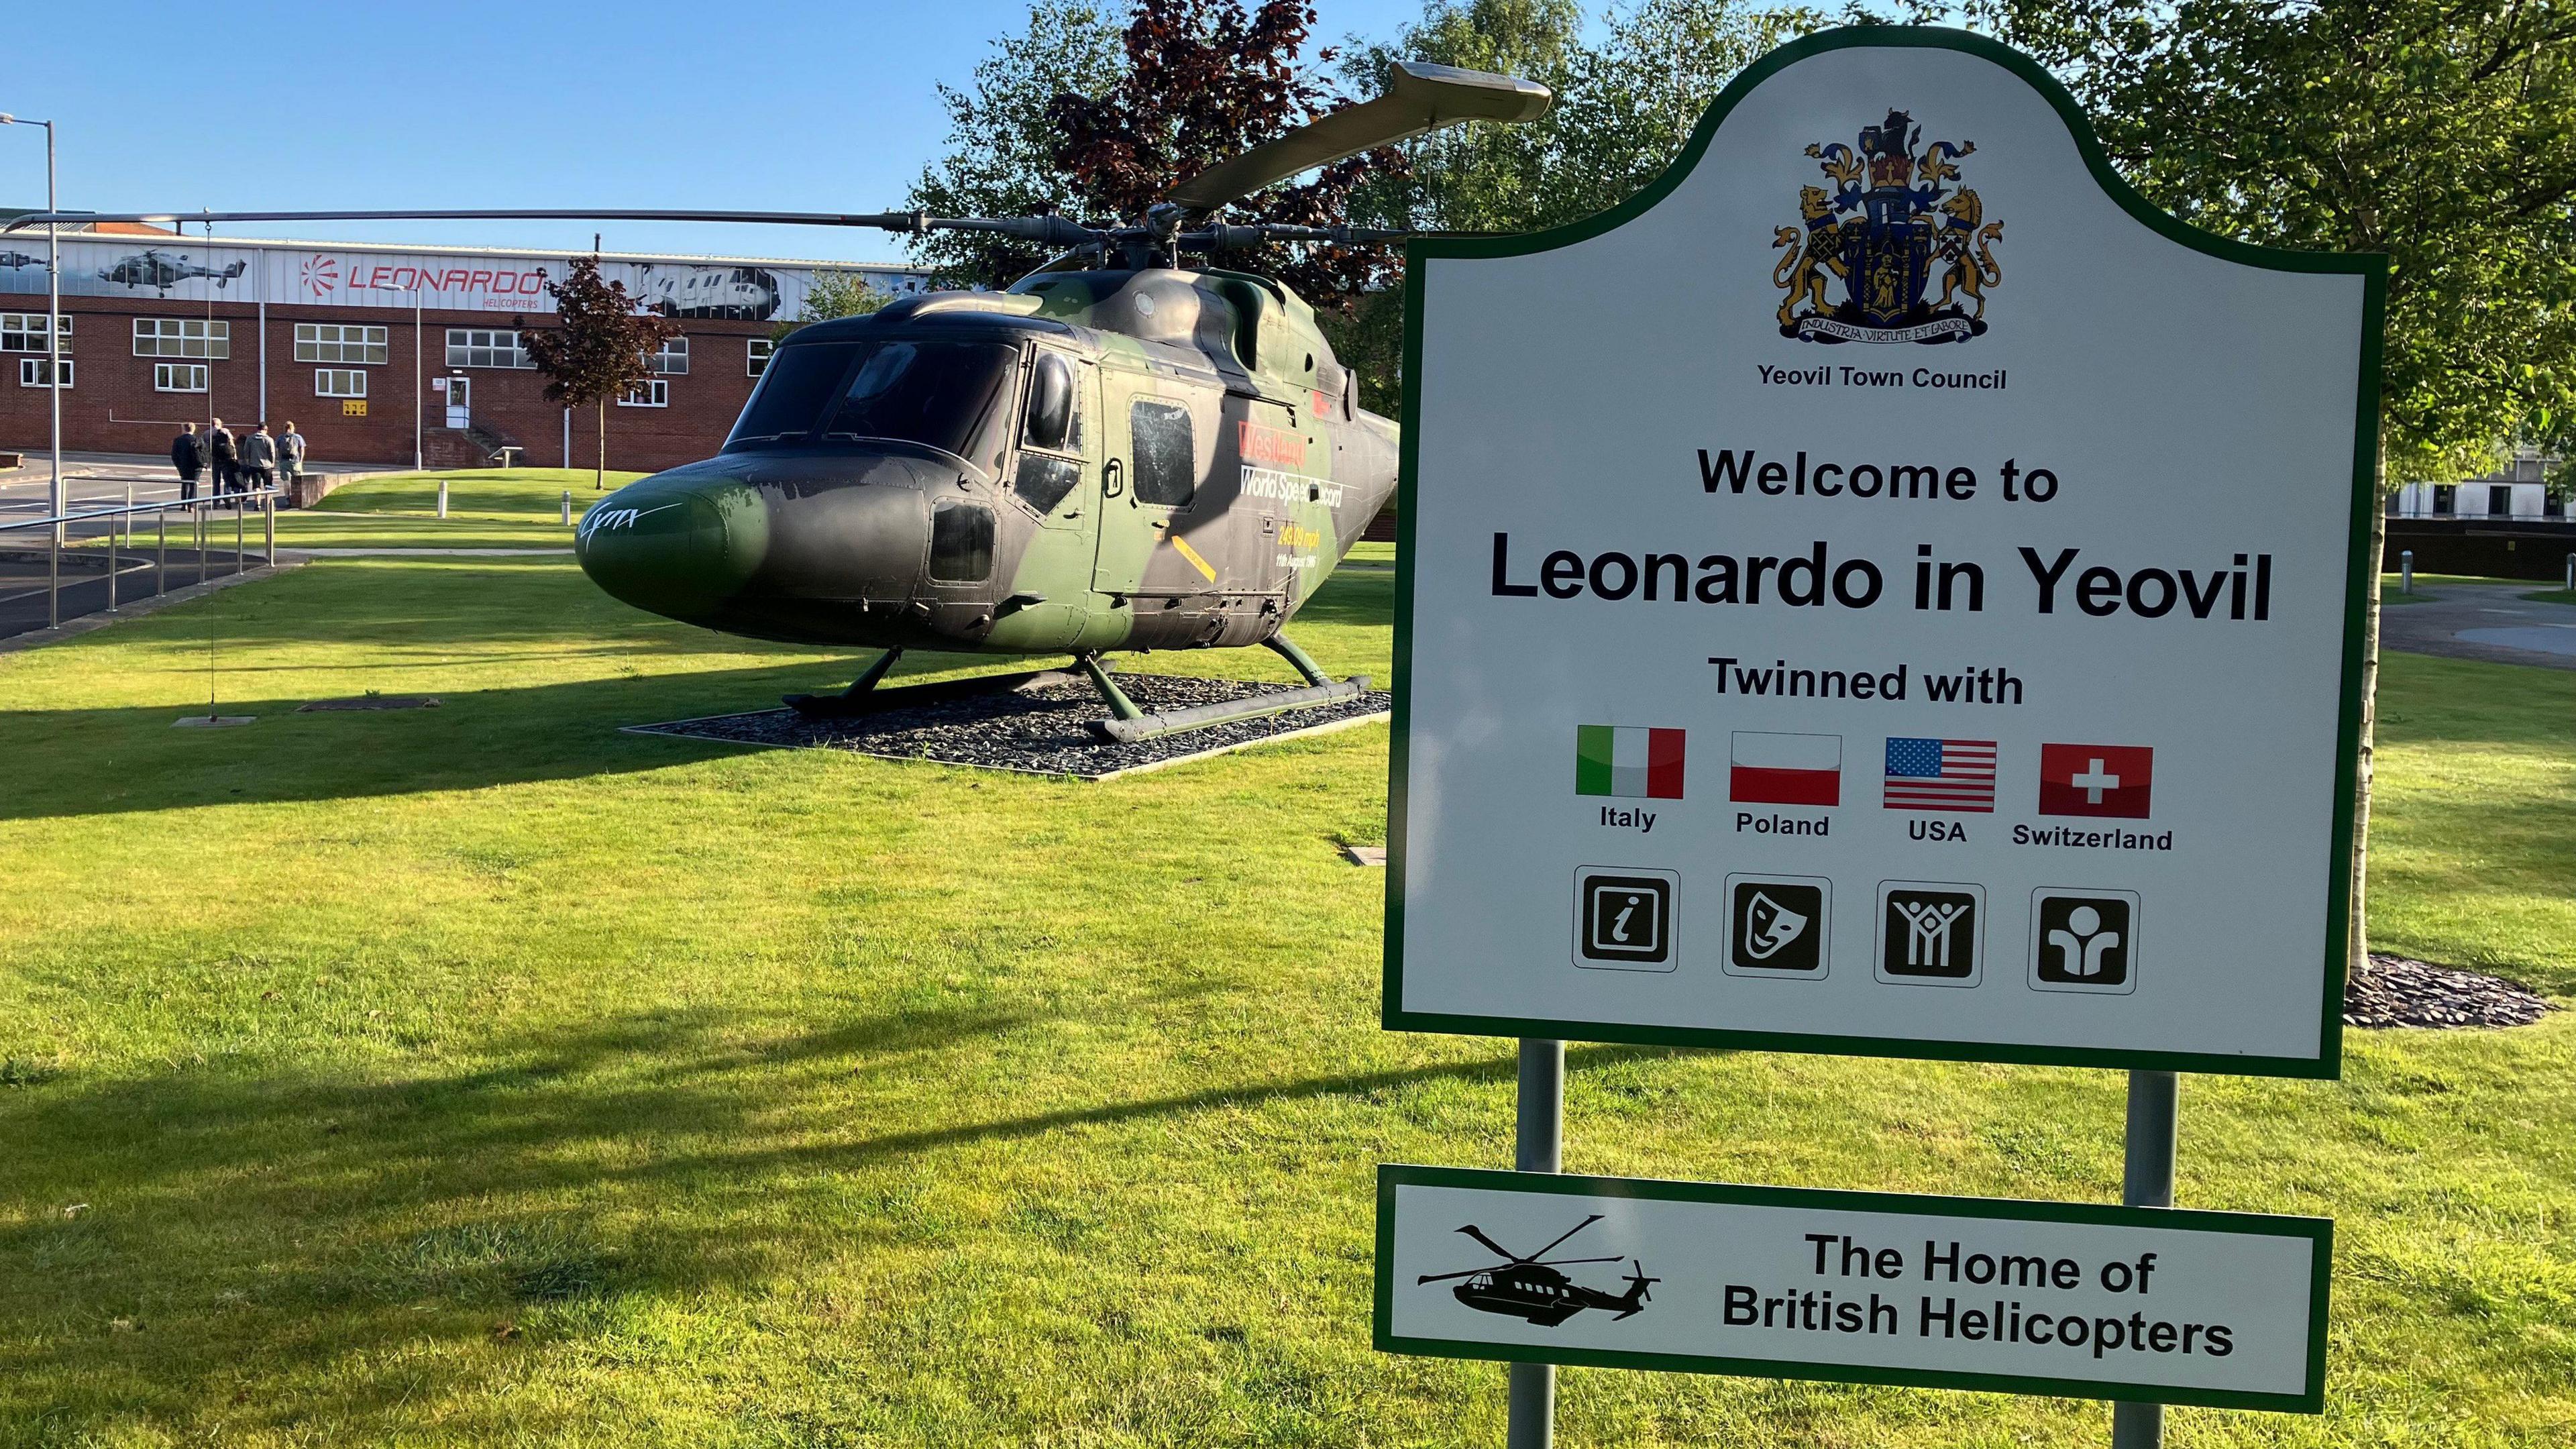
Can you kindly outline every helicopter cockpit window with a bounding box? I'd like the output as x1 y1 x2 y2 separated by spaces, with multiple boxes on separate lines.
725 339 1015 463
1129 398 1196 508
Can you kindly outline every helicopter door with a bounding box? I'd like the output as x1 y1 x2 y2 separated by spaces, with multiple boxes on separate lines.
1092 378 1192 598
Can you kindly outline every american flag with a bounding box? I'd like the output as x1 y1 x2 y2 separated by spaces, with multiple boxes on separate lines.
1883 737 1997 812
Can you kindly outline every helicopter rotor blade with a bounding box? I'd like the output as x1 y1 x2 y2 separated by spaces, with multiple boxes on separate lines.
1518 1213 1607 1264
1413 1267 1501 1285
1525 1254 1627 1268
1164 59 1551 216
1452 1224 1522 1263
0 208 953 235
0 209 1129 252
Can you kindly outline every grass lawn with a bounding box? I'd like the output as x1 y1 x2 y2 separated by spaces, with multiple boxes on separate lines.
280 468 651 551
0 528 2569 1446
2378 573 2538 605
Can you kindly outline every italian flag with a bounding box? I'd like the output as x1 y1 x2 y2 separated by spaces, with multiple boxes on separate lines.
1576 725 1686 799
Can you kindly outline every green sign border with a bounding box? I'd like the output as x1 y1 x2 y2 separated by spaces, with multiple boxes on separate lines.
1383 25 2385 1079
1375 1164 2333 1413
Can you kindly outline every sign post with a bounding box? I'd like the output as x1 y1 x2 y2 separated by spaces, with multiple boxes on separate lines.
1379 25 2378 1444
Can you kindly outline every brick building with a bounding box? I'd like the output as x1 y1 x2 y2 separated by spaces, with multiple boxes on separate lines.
0 225 927 472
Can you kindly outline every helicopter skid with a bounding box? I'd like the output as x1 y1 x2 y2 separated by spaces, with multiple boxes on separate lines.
784 667 1081 719
1090 675 1371 744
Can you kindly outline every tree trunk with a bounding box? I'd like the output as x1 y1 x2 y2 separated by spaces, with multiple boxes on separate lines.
2351 447 2385 985
596 399 606 492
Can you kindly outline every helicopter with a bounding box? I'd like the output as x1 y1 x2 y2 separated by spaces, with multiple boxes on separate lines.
1416 1214 1658 1327
97 249 248 294
0 250 42 270
7 59 1550 741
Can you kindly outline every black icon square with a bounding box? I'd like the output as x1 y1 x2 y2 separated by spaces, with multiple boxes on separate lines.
2029 889 2141 994
1875 881 1984 986
1574 867 1676 971
1725 875 1829 976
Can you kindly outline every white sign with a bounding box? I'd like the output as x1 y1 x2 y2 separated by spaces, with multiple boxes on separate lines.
1386 29 2379 1075
1377 1166 2330 1412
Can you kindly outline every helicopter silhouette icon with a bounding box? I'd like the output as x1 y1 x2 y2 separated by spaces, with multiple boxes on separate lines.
1416 1213 1658 1327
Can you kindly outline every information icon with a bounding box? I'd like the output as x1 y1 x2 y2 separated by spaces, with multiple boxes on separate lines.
1725 875 1829 977
2029 889 2141 994
1574 867 1677 971
1875 881 1984 987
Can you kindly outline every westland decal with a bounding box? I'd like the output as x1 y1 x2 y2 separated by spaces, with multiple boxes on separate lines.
1772 109 2004 345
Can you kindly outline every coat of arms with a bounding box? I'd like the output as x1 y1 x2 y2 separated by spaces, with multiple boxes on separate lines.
1772 109 2003 343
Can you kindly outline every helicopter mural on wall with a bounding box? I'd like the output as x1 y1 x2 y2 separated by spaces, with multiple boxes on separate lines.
97 248 248 294
1415 1214 1658 1327
7 60 1551 741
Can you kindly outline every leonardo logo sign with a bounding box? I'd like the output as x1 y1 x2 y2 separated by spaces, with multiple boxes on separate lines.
1774 108 2004 344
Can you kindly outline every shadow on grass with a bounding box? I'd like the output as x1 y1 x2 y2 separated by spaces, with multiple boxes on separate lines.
0 1002 1669 1434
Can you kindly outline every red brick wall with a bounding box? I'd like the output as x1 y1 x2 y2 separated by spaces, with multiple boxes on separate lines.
0 295 770 474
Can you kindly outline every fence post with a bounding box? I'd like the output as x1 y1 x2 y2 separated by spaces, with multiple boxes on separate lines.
437 478 449 519
562 490 573 527
2399 550 2412 594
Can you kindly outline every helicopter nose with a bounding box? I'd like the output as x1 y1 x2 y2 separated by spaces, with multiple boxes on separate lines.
576 472 769 621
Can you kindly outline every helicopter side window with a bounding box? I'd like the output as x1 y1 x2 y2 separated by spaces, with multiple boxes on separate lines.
1129 398 1195 508
930 501 995 582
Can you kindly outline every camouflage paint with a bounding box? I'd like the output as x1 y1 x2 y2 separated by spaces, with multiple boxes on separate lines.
574 266 1396 659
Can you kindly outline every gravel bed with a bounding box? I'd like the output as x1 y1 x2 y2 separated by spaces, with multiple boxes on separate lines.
2346 953 2553 1030
629 672 1390 780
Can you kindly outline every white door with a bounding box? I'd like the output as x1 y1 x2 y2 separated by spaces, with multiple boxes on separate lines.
445 376 472 429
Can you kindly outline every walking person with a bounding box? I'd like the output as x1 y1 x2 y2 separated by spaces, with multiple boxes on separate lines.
276 419 307 503
240 423 278 502
170 422 204 501
206 418 239 499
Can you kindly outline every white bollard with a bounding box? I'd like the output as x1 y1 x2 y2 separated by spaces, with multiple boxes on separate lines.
436 478 449 519
562 490 574 526
2400 550 2412 594
2565 553 2573 592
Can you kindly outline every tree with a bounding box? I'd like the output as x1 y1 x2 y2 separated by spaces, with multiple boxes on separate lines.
771 270 893 343
905 3 1131 287
523 256 681 491
1976 0 2576 481
1326 0 1832 411
1048 0 1403 301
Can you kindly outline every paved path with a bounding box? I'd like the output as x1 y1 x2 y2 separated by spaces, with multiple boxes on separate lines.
2380 582 2576 671
287 547 573 557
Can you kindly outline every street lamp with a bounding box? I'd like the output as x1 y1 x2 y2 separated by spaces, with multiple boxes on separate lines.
0 114 62 551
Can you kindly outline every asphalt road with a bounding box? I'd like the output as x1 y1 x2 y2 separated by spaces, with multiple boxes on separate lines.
2380 582 2576 671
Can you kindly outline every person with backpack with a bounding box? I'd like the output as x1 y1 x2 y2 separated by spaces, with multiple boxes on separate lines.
206 418 239 498
276 419 307 502
170 422 204 501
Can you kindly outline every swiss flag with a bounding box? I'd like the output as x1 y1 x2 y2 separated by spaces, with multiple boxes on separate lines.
2039 744 2154 818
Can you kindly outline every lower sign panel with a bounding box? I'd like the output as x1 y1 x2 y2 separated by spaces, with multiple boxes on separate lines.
1377 1165 2329 1412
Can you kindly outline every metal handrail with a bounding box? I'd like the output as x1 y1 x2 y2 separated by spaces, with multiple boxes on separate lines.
0 486 283 533
1 488 279 631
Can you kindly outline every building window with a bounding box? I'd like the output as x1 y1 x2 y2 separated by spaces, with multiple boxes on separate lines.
17 358 70 388
0 313 70 354
315 368 367 398
444 328 529 369
619 378 669 408
294 322 388 364
155 362 209 392
746 337 773 376
135 318 229 359
649 337 689 375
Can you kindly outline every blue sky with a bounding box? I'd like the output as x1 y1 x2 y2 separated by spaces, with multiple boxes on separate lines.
2 0 1435 264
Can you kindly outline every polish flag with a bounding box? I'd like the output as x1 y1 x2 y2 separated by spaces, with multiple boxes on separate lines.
1730 732 1842 806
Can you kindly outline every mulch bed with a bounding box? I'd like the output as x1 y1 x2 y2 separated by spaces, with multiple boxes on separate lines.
626 672 1390 780
2345 953 2553 1030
